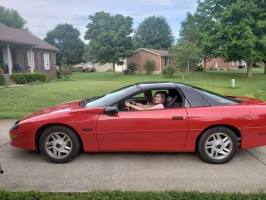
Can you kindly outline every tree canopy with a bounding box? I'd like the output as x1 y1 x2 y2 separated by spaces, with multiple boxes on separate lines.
170 40 202 71
134 16 174 49
0 6 26 28
180 0 266 77
84 11 134 71
45 24 84 65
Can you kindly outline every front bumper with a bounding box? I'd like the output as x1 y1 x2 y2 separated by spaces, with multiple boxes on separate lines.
9 121 37 151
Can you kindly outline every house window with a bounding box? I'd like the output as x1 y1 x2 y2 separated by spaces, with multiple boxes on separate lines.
43 52 50 70
27 49 35 71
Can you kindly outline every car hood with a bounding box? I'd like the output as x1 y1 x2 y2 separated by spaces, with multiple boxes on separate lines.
20 100 84 121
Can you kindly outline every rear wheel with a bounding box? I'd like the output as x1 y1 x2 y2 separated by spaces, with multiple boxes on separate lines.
198 127 239 164
39 126 81 163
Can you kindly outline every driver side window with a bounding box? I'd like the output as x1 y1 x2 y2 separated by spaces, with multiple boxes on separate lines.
114 91 150 112
114 88 184 112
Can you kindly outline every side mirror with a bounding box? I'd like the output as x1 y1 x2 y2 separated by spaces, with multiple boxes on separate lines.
104 106 119 116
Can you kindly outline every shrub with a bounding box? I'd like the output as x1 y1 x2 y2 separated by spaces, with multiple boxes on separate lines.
58 65 73 80
162 64 175 78
126 62 137 74
10 73 45 84
144 60 155 75
123 69 131 75
195 66 204 71
0 74 5 85
0 67 4 74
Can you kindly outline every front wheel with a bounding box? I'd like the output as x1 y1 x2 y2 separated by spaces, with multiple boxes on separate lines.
39 126 81 163
198 127 239 164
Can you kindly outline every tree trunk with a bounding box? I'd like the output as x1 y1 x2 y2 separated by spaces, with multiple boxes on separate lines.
203 58 207 71
112 62 115 72
264 61 266 74
247 62 253 78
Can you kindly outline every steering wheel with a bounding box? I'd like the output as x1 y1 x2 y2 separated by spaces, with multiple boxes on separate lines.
117 101 130 111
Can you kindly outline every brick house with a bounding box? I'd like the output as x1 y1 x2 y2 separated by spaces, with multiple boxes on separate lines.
205 57 246 70
127 48 170 73
0 23 58 79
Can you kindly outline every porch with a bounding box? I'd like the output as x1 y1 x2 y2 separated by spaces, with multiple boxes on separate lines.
0 42 35 75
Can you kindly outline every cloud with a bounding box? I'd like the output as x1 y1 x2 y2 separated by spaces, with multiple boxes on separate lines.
0 0 198 40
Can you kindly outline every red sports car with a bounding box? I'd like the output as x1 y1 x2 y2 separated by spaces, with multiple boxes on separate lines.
9 82 266 164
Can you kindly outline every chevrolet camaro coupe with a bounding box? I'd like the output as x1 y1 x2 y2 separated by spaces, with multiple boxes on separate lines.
10 82 266 164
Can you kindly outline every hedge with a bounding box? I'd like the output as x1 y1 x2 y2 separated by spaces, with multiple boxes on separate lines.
0 191 265 200
144 60 155 75
10 73 45 84
162 64 176 78
0 74 4 85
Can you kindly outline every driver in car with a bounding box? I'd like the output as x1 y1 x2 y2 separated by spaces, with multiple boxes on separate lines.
125 91 166 110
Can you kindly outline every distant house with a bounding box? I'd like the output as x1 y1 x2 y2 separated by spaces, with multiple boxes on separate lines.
74 61 127 72
205 57 246 70
127 48 170 73
0 23 58 79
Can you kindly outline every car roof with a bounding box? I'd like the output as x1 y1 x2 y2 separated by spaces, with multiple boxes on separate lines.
135 82 182 90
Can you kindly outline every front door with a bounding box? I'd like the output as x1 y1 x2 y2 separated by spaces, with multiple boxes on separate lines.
97 108 189 151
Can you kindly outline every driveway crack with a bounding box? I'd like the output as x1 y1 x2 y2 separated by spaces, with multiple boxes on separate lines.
245 150 266 165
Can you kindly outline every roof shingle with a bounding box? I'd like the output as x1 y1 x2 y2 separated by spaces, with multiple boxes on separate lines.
138 48 169 56
0 23 57 51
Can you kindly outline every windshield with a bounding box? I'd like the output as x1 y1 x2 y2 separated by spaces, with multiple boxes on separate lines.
85 85 138 107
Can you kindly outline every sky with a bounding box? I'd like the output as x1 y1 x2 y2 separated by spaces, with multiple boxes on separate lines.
0 0 198 42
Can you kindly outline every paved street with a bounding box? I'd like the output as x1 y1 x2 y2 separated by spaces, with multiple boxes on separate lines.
0 119 266 192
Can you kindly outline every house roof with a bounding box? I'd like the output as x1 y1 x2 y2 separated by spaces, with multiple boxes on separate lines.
136 48 169 56
0 23 58 51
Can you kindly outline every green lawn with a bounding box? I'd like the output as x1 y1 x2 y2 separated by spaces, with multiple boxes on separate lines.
0 191 265 200
0 71 266 119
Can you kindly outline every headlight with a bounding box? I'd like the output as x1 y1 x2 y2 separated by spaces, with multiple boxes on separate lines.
10 120 20 131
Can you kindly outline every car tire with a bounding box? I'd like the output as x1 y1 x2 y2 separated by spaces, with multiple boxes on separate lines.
198 127 239 164
39 126 81 163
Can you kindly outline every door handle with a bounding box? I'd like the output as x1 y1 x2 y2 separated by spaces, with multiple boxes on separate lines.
172 116 185 120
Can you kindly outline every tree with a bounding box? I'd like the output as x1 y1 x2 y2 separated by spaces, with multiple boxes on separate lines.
179 13 200 44
217 0 263 78
45 24 84 65
134 16 174 49
0 6 26 28
179 9 221 70
170 40 202 72
84 12 134 71
180 0 266 78
255 0 266 74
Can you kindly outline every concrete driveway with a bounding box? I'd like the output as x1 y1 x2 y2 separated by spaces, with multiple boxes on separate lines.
0 119 266 192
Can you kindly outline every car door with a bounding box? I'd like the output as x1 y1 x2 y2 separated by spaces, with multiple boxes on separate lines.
96 108 189 151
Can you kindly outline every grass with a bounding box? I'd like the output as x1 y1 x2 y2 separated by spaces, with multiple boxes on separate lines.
0 70 265 119
0 191 265 200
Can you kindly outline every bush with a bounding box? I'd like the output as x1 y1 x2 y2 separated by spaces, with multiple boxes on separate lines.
0 74 5 85
10 73 45 84
126 62 137 74
195 66 204 71
162 64 175 78
123 69 131 74
0 67 4 74
58 65 73 80
144 60 155 75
